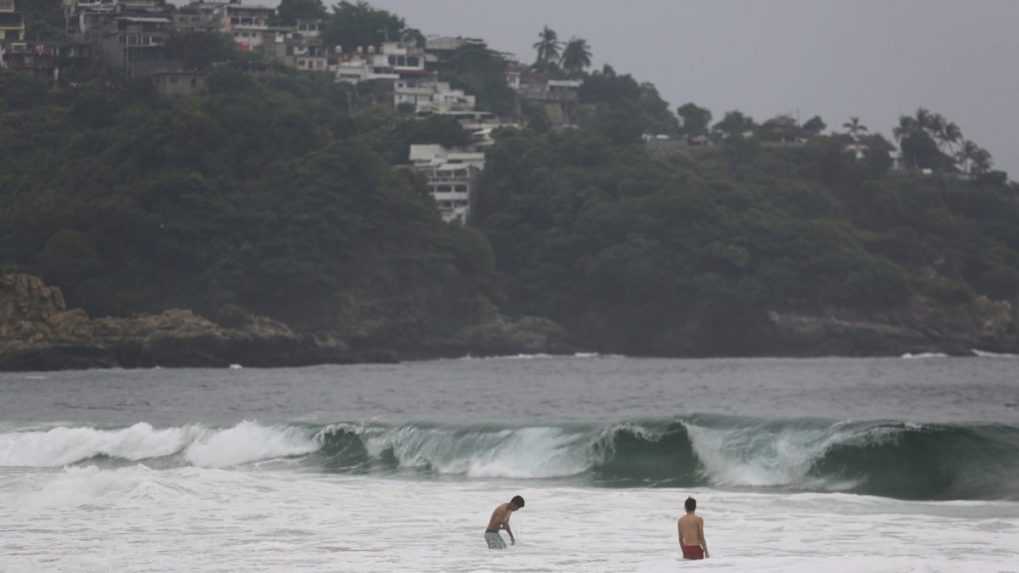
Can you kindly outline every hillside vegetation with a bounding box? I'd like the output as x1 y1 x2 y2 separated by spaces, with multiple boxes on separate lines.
2 1 1017 360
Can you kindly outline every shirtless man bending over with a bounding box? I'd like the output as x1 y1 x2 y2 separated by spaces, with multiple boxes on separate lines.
677 497 709 560
485 495 525 549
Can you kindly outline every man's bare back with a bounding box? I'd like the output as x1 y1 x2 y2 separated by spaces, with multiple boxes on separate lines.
678 514 705 547
487 502 513 531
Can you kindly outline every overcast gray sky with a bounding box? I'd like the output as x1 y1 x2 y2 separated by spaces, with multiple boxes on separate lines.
219 0 1019 175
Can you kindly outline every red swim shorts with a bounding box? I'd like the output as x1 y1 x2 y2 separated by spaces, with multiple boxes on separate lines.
682 545 705 560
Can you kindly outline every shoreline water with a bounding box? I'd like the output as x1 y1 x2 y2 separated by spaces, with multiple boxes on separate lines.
2 358 1018 571
5 345 1019 373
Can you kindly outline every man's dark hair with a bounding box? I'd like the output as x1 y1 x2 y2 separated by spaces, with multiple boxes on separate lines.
685 497 696 512
511 495 525 509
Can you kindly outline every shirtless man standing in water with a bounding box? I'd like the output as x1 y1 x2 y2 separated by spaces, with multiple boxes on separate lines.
485 495 525 549
678 497 709 560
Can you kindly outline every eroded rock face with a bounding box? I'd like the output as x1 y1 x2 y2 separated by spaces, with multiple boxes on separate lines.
0 274 348 371
765 295 1017 357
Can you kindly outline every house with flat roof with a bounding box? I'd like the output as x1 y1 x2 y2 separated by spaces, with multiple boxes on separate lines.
224 1 272 51
173 2 228 33
409 144 485 224
394 79 477 114
98 15 173 77
152 69 207 97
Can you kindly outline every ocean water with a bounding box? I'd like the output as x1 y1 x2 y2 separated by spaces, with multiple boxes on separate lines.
1 356 1018 572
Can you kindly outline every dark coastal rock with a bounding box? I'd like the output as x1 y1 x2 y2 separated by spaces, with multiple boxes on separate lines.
455 315 574 356
3 273 1014 369
0 274 351 371
764 295 1016 357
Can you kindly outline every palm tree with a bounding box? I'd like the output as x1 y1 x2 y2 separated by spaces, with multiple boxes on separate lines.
532 26 561 70
400 28 426 48
941 121 963 154
893 115 917 143
842 117 868 140
560 37 592 76
957 140 992 175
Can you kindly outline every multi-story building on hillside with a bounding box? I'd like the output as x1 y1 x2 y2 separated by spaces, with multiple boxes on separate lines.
409 145 486 224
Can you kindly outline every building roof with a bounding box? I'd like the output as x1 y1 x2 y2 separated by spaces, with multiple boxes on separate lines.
226 4 274 13
117 16 171 23
547 79 583 88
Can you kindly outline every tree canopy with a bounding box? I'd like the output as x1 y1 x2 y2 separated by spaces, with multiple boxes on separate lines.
561 37 592 76
275 0 328 26
322 1 405 53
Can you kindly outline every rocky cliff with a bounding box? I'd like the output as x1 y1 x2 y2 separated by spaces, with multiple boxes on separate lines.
0 273 352 370
764 294 1016 356
0 274 575 371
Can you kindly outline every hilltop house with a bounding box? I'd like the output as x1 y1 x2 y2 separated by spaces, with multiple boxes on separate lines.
395 79 476 114
98 14 173 77
224 1 272 51
151 69 207 96
62 0 178 77
508 64 582 126
173 1 228 33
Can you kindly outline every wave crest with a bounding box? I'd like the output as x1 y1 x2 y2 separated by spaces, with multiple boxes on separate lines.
3 417 1018 500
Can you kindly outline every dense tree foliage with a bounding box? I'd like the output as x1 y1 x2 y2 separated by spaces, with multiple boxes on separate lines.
323 1 405 53
166 32 240 71
3 2 1017 357
19 0 65 42
0 70 494 348
560 37 592 76
579 70 678 141
474 127 1019 354
435 44 518 116
677 103 712 137
275 0 328 26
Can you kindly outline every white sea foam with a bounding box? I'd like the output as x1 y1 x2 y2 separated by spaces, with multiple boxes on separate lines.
901 352 950 359
361 426 593 478
182 421 319 468
3 469 1016 572
0 423 201 467
973 349 1019 358
683 422 827 487
0 422 321 469
682 421 900 489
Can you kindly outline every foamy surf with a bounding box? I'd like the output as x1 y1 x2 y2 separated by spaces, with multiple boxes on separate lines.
972 349 1019 358
3 417 1017 499
0 421 318 469
900 352 950 359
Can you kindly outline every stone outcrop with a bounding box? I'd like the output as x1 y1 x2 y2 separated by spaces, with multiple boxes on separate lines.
0 274 351 371
1 274 574 371
5 272 1012 370
455 316 574 356
764 296 1016 356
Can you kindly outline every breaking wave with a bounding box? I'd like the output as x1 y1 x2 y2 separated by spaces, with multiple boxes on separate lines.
3 417 1018 501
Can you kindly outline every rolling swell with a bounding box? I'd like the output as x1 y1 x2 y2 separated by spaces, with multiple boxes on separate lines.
809 423 1019 500
3 418 1018 500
